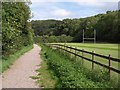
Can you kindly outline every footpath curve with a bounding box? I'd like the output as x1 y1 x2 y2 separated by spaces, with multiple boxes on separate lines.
2 44 41 88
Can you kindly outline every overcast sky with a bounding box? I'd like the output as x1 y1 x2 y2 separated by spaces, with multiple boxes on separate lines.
30 0 119 20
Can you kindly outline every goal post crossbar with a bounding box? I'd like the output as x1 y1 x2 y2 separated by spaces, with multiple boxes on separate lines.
83 38 95 40
83 29 96 43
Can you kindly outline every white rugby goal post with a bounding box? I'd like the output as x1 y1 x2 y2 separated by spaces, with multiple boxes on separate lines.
83 29 96 43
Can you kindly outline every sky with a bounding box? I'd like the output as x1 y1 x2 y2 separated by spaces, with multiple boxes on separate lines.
30 0 119 20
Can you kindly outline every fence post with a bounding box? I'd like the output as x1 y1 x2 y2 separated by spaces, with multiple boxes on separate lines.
49 44 51 48
75 47 77 61
58 45 60 52
60 45 62 52
65 45 67 55
57 45 59 52
64 44 66 55
70 46 72 58
92 51 95 70
82 49 84 66
109 54 111 79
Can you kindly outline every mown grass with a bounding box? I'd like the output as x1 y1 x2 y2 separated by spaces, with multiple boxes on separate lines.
0 45 33 73
36 44 118 88
56 43 119 58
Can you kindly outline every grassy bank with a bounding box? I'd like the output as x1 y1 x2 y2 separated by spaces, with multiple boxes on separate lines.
1 45 33 73
32 44 58 88
36 44 117 88
51 43 119 81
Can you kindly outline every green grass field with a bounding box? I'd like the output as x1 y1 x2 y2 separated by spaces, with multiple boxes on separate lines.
50 43 119 81
58 43 119 58
62 43 119 68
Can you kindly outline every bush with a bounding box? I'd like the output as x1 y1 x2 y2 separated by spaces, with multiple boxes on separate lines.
34 35 73 43
2 2 33 57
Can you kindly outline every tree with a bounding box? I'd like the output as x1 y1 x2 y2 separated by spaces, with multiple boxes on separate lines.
2 1 33 56
31 10 120 43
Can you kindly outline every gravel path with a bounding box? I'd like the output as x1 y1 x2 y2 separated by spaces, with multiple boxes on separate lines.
2 44 41 88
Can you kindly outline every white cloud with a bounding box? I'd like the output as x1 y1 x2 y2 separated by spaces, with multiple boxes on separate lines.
71 0 103 6
31 0 119 10
71 0 119 3
31 0 119 2
51 8 72 17
30 0 119 20
70 0 119 7
31 0 59 2
30 3 72 20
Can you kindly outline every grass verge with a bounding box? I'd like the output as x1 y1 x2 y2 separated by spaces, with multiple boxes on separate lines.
32 44 58 88
35 44 117 88
1 45 33 73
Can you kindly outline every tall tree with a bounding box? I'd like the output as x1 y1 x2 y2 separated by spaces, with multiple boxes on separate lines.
2 1 33 56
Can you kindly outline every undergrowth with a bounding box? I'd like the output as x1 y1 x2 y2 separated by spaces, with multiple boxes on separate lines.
37 44 117 88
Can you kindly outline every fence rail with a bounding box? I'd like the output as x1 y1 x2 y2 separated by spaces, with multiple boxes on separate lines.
46 43 120 76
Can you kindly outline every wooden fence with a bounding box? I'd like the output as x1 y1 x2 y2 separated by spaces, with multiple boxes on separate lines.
45 43 120 77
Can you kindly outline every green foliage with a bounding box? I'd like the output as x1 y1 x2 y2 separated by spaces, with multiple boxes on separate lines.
34 35 73 43
39 44 114 88
33 48 58 88
31 10 119 43
95 11 119 42
31 20 62 36
2 2 34 57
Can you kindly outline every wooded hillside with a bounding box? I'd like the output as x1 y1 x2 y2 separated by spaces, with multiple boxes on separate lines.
32 10 120 43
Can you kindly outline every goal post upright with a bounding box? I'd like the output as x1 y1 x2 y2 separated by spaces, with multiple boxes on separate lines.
94 29 96 43
83 29 84 43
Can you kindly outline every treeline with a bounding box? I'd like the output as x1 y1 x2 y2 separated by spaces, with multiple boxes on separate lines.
2 1 34 57
34 35 73 43
32 10 120 43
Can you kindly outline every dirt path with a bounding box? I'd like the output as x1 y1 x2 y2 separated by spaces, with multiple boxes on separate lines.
2 44 41 88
